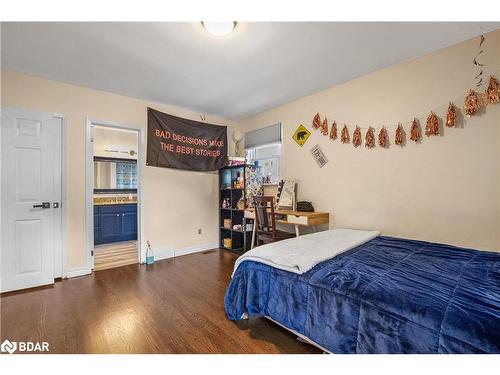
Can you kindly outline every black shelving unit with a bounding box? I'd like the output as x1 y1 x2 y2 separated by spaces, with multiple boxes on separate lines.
219 165 253 254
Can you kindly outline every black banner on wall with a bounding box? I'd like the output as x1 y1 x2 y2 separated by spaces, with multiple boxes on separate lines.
146 108 228 171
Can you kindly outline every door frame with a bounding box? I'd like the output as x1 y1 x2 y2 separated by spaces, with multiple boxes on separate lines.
85 118 145 274
54 112 70 278
0 106 69 282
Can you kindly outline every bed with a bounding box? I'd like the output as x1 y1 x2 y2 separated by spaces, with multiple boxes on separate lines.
224 230 500 353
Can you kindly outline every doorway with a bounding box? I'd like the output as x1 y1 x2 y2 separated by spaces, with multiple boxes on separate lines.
86 119 144 272
1 106 68 292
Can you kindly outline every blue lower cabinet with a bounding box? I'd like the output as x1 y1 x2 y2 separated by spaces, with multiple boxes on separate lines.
121 211 137 238
94 204 137 245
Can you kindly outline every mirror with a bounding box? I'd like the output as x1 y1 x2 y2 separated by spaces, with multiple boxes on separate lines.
94 158 137 192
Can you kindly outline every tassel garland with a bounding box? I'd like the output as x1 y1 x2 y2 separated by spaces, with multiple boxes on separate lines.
425 112 439 136
410 118 421 143
446 103 456 128
329 121 337 140
307 71 498 151
395 123 405 146
486 76 500 104
341 125 350 144
378 127 388 148
353 126 362 147
321 117 329 136
312 113 321 129
365 127 375 148
464 90 480 116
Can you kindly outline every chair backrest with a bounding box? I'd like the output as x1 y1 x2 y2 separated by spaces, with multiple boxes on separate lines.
253 196 276 241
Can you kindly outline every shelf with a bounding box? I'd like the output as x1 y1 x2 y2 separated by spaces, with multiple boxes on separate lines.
219 164 250 253
220 226 252 234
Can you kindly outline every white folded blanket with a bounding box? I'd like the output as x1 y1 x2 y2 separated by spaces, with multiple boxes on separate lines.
233 228 380 276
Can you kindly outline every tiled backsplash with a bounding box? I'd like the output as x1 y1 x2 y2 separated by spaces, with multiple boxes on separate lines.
93 194 137 205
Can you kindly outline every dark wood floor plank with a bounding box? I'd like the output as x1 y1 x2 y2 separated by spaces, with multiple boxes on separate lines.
0 249 320 354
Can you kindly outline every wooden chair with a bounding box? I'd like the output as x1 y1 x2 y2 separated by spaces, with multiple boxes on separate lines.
253 196 295 246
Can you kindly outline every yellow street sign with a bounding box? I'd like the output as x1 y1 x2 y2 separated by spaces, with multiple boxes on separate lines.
292 124 311 147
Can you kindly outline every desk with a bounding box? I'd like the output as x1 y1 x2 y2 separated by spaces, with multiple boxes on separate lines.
244 208 330 249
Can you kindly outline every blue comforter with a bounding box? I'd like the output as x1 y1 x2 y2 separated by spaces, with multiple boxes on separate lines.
224 236 500 353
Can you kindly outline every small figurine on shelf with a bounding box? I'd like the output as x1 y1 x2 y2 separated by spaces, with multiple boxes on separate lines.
236 197 245 210
222 197 230 209
234 172 244 189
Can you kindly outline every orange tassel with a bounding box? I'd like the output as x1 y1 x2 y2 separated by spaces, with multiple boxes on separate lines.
365 127 375 148
446 103 456 127
395 123 405 146
321 117 329 136
341 125 350 144
378 127 388 148
312 113 321 129
486 76 500 104
329 121 337 140
425 112 439 136
353 126 362 147
410 118 421 143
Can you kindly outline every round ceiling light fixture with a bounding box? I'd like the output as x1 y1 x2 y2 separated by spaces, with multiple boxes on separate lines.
201 22 236 37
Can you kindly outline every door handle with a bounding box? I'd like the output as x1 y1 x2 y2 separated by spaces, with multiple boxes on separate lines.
33 202 51 209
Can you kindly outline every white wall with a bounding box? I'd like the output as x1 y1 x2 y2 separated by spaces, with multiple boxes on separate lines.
1 70 240 270
240 30 500 251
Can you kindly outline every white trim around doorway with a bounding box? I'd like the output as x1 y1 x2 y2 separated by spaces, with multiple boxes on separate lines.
84 118 145 276
53 113 69 278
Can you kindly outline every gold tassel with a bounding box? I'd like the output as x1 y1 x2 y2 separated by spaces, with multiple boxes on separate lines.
329 121 337 140
321 117 329 136
341 125 350 144
395 123 405 146
464 90 480 116
378 127 388 148
410 118 421 143
353 126 362 147
446 103 456 127
486 76 500 104
365 127 375 148
312 112 321 129
425 112 439 136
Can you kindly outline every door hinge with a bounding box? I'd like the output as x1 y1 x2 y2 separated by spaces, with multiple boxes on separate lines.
91 250 94 256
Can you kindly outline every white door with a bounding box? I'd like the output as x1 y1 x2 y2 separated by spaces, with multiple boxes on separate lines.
1 107 62 292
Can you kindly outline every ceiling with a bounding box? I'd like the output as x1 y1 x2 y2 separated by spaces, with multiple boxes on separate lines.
1 22 498 119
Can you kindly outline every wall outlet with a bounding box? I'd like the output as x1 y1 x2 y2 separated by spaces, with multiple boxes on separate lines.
198 228 202 234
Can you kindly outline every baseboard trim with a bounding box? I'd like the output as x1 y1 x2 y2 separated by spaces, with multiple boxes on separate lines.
66 266 91 278
67 242 219 275
154 242 219 262
175 242 219 257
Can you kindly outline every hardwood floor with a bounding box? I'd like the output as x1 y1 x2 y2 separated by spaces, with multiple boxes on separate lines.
0 249 321 354
94 240 138 271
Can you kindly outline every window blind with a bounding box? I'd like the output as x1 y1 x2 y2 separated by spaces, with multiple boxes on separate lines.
244 123 282 149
